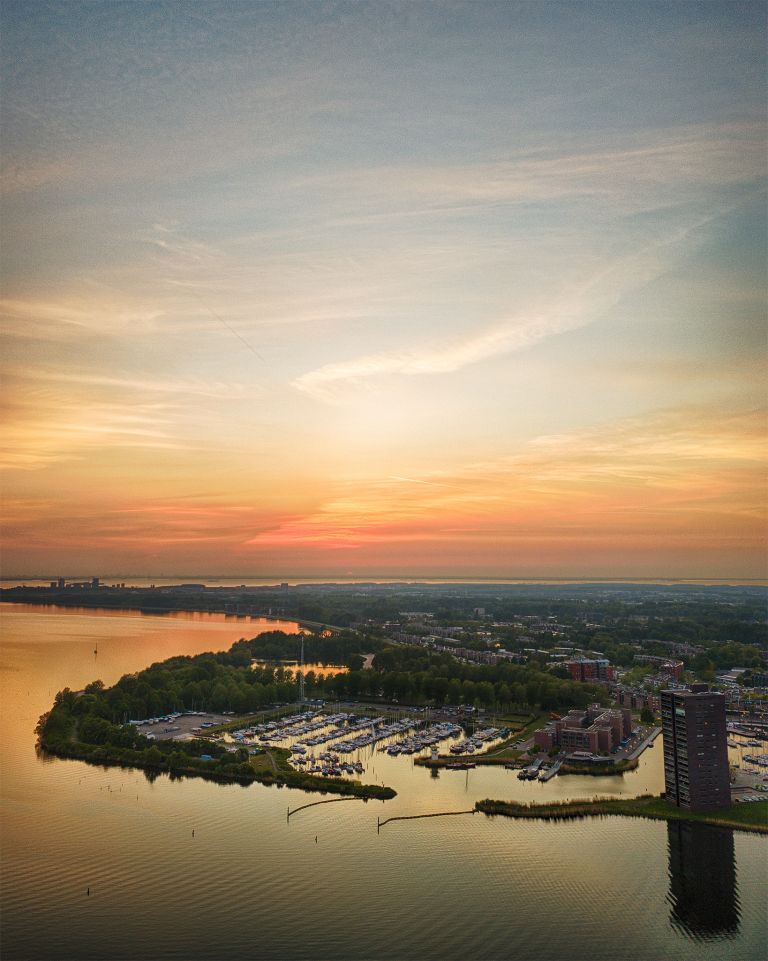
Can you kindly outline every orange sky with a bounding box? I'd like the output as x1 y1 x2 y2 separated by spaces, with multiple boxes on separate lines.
2 4 766 579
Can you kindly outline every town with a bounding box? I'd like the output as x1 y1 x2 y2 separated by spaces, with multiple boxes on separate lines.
20 579 768 816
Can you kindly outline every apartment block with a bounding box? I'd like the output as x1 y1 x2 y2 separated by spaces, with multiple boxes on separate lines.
661 684 730 812
534 703 632 754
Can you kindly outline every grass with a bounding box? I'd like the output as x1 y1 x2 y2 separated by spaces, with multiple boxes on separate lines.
415 714 544 768
475 794 768 835
487 712 537 726
247 752 276 775
415 753 523 768
252 746 396 799
39 709 396 801
481 714 543 758
559 757 639 776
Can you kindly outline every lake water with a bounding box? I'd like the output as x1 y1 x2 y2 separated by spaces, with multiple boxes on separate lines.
1 603 765 961
4 576 765 587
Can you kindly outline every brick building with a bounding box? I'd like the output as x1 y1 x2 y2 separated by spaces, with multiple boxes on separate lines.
615 686 660 713
634 654 684 681
661 684 730 811
534 703 632 754
565 658 615 682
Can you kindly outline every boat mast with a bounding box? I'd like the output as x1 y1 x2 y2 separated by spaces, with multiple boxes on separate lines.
299 632 305 703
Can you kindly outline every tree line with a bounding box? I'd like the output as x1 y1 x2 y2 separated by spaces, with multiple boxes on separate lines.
40 631 607 726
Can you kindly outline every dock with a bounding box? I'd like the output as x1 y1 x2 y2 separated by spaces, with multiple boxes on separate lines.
518 756 545 779
538 758 563 781
626 726 662 760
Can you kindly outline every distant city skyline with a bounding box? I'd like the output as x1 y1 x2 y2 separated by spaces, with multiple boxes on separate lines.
2 2 766 578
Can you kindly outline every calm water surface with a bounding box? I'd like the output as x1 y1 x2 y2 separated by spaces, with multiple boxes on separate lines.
1 603 765 961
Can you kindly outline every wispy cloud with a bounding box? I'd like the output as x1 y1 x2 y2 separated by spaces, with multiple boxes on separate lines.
292 210 728 400
293 122 764 217
245 402 767 559
12 367 253 399
0 376 222 471
0 497 276 550
0 397 191 470
0 297 165 340
2 4 764 577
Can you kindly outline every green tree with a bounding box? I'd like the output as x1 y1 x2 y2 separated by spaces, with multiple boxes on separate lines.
640 706 655 725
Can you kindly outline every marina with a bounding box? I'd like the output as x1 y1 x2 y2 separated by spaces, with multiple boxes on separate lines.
124 702 521 782
225 713 510 777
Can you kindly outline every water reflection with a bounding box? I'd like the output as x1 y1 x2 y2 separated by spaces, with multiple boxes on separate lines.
251 659 347 678
4 603 766 961
666 821 740 940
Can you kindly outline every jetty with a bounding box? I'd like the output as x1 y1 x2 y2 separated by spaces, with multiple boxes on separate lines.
538 758 563 781
378 810 475 831
287 796 365 819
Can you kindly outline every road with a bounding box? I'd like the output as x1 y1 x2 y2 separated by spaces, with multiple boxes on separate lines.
625 725 662 760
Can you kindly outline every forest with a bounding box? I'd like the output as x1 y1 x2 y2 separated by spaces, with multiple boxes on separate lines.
40 630 607 724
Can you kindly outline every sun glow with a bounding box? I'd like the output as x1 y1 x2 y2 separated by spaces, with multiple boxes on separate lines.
1 3 765 579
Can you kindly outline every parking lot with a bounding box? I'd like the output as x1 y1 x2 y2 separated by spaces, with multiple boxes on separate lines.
731 768 768 803
137 712 233 741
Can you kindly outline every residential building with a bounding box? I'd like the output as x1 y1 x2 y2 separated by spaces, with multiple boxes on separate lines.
716 668 748 684
661 684 730 811
615 686 660 712
534 703 632 754
566 658 614 682
634 654 684 681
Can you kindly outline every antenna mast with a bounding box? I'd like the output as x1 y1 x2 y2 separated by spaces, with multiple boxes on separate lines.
299 633 305 703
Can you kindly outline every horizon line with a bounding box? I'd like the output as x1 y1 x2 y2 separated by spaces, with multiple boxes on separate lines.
3 575 766 586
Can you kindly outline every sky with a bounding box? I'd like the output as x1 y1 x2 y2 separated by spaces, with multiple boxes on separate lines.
1 0 766 579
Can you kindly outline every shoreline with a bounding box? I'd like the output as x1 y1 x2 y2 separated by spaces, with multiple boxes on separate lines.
5 577 767 587
37 726 396 801
0 597 323 630
475 795 768 835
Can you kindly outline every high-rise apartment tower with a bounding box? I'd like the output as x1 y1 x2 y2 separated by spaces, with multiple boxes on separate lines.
661 684 730 811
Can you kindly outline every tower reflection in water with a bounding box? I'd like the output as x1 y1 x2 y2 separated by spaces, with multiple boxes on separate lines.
666 820 740 940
